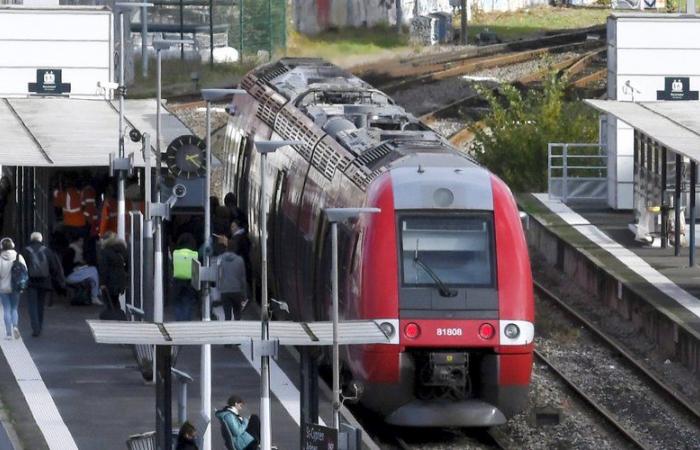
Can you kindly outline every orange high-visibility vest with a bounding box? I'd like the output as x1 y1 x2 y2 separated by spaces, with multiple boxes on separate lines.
99 198 118 237
55 187 86 227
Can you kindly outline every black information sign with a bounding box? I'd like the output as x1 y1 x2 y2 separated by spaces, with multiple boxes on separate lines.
28 69 71 95
302 422 338 450
656 77 699 101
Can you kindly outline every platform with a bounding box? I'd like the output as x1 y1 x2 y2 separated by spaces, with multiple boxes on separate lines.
0 298 360 450
521 193 700 374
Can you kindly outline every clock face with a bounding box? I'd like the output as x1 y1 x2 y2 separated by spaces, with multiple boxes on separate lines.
165 135 207 179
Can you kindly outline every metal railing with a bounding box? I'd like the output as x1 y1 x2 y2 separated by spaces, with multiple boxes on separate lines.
548 143 608 203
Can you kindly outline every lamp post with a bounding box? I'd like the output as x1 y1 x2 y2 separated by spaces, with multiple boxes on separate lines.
151 38 194 323
115 2 153 243
323 207 380 429
255 140 302 450
200 88 245 450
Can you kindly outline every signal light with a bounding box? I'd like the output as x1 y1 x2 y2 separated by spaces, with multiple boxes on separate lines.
478 323 495 340
404 322 420 339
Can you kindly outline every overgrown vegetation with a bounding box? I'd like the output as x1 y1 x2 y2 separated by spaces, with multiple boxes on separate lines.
467 6 610 41
287 24 409 64
470 74 599 192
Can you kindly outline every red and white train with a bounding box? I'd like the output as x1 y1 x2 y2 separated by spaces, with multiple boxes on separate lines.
222 58 534 427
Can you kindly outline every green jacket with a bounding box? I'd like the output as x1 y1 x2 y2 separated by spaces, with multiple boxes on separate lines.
215 408 254 450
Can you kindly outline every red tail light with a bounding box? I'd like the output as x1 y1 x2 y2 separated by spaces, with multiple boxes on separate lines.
404 322 420 339
478 323 495 340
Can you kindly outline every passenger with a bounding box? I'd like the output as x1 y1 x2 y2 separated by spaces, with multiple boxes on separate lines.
65 256 101 306
224 192 246 229
0 238 26 340
215 395 260 450
175 421 199 450
21 232 61 336
98 231 128 309
172 233 199 321
216 240 248 321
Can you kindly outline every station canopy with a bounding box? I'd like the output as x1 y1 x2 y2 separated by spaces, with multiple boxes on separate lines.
585 100 700 162
0 97 192 167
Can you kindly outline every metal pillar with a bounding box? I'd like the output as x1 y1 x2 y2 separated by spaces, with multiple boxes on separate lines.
141 5 149 78
260 151 272 450
691 161 696 266
331 221 340 430
460 0 467 45
180 0 185 60
201 102 213 450
155 345 172 450
143 133 154 322
209 0 214 68
299 347 319 448
661 147 668 248
675 153 682 257
396 0 402 32
118 11 126 242
154 49 164 322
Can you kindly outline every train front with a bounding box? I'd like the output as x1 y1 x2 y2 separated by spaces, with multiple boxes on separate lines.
351 152 534 427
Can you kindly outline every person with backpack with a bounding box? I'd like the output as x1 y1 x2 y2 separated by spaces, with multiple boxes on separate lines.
172 233 199 321
0 238 27 340
98 231 128 310
217 240 248 321
21 232 60 337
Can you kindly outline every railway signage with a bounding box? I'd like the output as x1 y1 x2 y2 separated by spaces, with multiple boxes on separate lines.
302 422 337 450
28 69 71 96
656 77 698 101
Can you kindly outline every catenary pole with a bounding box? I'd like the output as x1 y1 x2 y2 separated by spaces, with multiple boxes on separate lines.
201 101 213 450
260 150 272 450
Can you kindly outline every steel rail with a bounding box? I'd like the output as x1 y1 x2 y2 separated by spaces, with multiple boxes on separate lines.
534 280 700 423
533 349 650 450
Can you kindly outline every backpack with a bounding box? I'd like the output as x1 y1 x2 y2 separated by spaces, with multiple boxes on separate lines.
217 253 241 293
26 246 50 278
11 253 29 293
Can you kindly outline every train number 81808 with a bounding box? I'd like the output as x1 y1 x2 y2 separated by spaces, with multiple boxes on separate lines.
436 328 463 336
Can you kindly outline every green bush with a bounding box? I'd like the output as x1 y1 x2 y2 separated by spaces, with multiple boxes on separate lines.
470 73 599 192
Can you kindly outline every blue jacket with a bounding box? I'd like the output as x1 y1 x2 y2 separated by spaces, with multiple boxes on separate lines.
215 408 255 450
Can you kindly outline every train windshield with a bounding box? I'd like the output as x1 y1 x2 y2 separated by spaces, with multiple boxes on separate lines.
400 214 495 287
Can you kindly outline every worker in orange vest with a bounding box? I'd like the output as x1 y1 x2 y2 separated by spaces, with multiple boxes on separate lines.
99 186 118 238
81 183 99 237
53 177 86 239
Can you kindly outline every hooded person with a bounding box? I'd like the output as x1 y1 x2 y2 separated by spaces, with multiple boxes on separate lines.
22 232 62 336
98 231 128 308
0 238 26 339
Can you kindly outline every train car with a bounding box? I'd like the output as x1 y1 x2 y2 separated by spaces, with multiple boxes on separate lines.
221 58 534 427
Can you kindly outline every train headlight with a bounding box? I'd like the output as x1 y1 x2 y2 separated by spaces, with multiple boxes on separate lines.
379 322 395 338
504 323 520 339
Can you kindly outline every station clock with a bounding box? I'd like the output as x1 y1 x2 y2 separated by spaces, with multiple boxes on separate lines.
165 134 207 179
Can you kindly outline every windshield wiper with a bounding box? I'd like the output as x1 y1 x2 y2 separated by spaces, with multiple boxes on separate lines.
413 251 458 298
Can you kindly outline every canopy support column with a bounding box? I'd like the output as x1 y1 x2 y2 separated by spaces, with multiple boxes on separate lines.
690 161 696 266
675 153 682 257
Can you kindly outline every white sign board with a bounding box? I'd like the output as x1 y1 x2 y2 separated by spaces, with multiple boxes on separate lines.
0 6 113 99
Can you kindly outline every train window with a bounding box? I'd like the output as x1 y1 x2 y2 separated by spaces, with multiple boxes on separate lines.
399 214 495 287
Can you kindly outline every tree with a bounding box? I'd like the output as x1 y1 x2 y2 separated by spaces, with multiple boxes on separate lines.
470 73 599 192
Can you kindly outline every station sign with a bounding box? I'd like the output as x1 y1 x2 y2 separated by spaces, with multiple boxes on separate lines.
656 77 699 101
302 422 337 450
28 69 71 96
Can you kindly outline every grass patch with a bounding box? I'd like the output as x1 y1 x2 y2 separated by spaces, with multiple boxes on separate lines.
468 6 611 41
128 57 257 99
287 24 410 64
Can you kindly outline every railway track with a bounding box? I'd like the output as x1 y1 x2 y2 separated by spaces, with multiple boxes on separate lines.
534 279 700 449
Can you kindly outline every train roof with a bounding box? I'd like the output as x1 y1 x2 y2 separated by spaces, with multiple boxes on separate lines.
240 58 478 190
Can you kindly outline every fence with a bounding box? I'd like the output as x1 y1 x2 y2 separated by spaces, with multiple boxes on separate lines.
548 143 607 203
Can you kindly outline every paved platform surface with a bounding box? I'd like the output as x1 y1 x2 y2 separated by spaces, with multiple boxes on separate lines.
0 297 338 450
522 193 700 337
